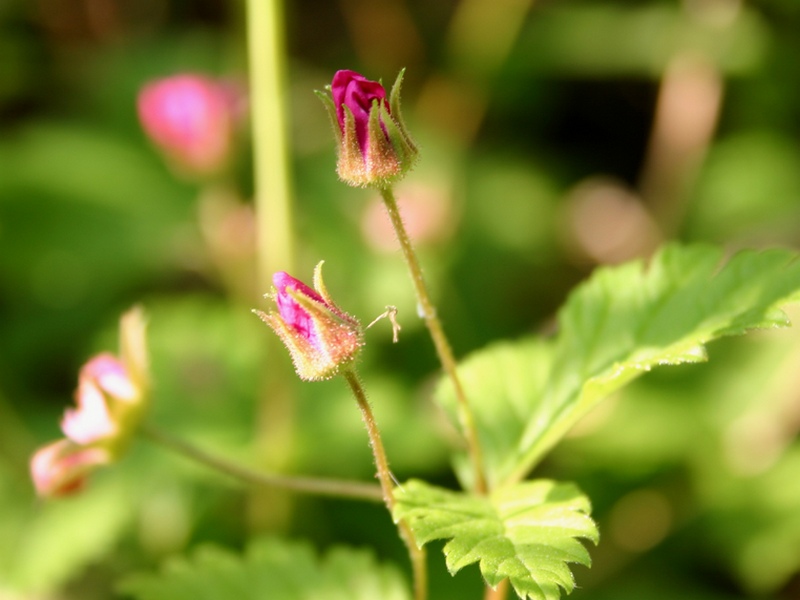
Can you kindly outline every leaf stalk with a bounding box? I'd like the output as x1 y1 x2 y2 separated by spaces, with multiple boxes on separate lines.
139 423 383 502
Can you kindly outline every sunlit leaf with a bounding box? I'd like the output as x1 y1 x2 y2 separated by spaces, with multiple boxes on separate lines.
437 338 553 489
438 244 800 486
393 479 597 600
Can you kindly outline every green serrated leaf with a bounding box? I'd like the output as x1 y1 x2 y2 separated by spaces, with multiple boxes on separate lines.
437 244 800 487
394 479 598 600
119 537 410 600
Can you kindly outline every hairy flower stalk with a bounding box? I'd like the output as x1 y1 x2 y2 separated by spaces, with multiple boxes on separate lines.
380 187 487 494
343 370 427 600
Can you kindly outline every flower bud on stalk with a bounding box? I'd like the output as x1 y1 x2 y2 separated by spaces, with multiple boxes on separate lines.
254 263 363 381
137 74 243 177
30 308 149 498
317 70 418 188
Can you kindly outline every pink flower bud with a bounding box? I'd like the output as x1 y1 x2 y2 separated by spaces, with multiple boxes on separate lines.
318 70 418 188
137 74 241 177
30 439 111 498
254 263 362 381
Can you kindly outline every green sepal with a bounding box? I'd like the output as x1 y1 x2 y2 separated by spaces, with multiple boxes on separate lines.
379 102 418 172
314 88 342 147
338 104 366 184
313 260 335 306
388 69 415 146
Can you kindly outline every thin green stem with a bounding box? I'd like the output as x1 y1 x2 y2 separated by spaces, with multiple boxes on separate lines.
246 0 294 284
245 0 297 529
139 423 383 502
379 186 487 494
343 370 428 600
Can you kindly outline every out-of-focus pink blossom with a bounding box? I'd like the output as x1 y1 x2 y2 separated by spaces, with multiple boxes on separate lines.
61 353 138 445
30 439 110 498
137 74 241 176
254 264 362 381
30 308 149 498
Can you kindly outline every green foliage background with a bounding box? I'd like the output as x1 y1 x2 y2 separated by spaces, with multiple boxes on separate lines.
2 0 800 598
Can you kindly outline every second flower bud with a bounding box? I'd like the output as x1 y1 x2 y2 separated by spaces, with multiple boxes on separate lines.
254 263 363 381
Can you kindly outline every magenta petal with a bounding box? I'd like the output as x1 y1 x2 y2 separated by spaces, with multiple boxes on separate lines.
331 70 389 154
272 272 326 342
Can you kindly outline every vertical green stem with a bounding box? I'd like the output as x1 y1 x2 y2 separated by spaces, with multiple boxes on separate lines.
379 186 487 494
343 370 428 600
246 0 294 281
245 0 296 528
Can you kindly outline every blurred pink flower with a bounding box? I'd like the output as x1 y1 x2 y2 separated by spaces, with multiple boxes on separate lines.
30 308 149 498
61 353 138 445
30 439 110 498
138 74 242 176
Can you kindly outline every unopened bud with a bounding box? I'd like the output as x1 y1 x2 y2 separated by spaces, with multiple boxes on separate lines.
254 262 363 381
318 69 418 188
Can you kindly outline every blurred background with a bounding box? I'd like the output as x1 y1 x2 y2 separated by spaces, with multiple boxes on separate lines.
2 0 800 598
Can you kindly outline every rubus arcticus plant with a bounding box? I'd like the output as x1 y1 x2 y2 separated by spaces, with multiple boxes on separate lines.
27 64 800 600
